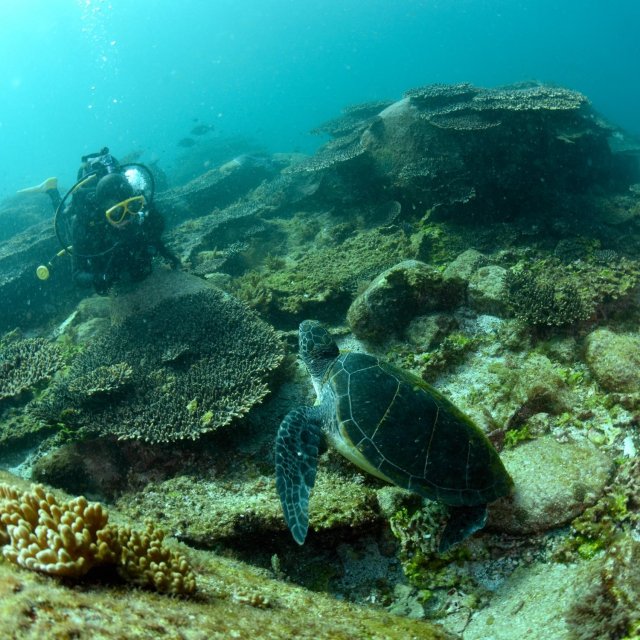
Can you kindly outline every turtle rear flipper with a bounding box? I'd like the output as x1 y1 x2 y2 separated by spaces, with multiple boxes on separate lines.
275 406 324 545
439 504 488 552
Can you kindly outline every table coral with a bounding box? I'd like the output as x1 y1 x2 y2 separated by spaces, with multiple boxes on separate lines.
0 335 63 403
34 285 283 443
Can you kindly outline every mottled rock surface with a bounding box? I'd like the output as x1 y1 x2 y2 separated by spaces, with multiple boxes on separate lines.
116 465 381 546
489 436 614 534
347 260 448 341
0 220 81 333
584 327 640 393
467 265 509 315
464 560 594 640
442 249 488 286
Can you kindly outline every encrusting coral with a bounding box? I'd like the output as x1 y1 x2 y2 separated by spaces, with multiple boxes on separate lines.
0 483 196 595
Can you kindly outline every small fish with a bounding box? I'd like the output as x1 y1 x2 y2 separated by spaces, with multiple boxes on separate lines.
190 124 215 136
178 137 196 148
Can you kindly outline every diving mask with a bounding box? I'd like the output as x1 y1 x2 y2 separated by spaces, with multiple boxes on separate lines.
105 195 146 227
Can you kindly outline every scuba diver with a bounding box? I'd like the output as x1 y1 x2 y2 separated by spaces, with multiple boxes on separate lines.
22 148 180 295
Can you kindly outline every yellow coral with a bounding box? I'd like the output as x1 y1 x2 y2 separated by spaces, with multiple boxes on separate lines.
1 485 113 577
115 521 197 595
0 483 195 595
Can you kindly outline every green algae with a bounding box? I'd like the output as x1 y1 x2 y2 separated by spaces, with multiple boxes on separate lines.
557 459 640 562
232 227 413 321
388 332 477 383
503 424 534 449
506 255 640 329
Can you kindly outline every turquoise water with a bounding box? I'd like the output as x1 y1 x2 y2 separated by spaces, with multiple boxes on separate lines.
1 0 639 198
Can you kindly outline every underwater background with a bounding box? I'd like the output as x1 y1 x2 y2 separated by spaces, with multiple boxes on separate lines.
1 0 639 198
2 2 640 639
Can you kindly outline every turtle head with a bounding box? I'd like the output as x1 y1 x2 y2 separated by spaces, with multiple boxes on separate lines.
299 320 339 381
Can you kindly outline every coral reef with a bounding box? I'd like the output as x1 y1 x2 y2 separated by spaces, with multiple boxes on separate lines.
34 283 283 442
0 482 195 594
156 156 278 226
2 80 640 638
66 362 134 401
285 131 368 174
506 265 591 328
113 521 196 594
288 81 638 230
0 334 63 405
506 256 640 329
404 82 481 105
310 100 393 138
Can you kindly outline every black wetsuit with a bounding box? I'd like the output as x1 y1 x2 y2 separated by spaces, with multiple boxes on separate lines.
70 188 179 295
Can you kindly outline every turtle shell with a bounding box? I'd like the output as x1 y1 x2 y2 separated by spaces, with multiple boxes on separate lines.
327 352 512 506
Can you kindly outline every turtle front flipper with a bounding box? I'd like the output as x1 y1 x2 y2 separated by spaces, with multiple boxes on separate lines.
275 406 324 545
439 504 488 552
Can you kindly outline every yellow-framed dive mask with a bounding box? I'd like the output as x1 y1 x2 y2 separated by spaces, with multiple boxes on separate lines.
105 195 146 227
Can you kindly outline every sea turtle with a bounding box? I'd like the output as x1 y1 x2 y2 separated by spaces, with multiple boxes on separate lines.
275 320 513 551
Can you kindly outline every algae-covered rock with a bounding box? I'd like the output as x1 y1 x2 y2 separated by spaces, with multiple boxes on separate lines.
467 265 509 315
0 220 82 333
405 313 458 350
31 439 128 498
487 352 576 428
233 227 413 324
442 249 488 287
566 531 640 640
0 473 454 640
0 554 455 640
116 465 381 546
488 436 614 534
540 335 579 364
584 327 640 393
347 260 448 342
510 353 575 417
